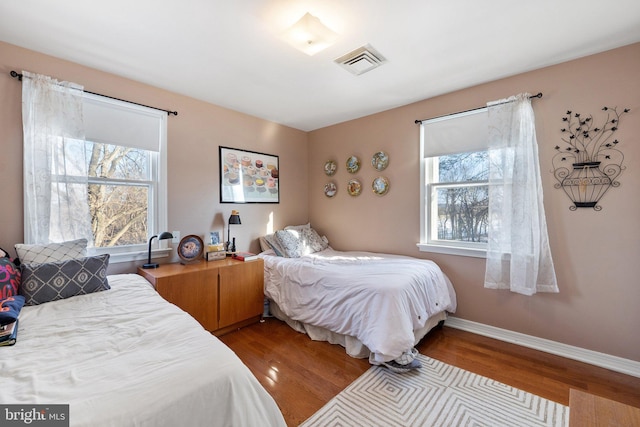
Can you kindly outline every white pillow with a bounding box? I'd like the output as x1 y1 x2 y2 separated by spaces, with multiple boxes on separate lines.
15 239 88 265
258 236 271 253
284 223 311 232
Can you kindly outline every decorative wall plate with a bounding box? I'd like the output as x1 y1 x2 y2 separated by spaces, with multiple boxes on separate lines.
347 179 362 197
324 182 337 198
372 176 390 196
371 151 389 171
178 234 204 263
346 156 360 173
324 160 337 176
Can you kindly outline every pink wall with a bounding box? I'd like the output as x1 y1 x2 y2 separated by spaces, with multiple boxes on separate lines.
308 43 640 362
0 41 309 273
1 39 638 362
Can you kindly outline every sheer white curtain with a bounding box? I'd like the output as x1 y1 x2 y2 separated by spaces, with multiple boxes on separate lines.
484 93 558 295
22 71 93 245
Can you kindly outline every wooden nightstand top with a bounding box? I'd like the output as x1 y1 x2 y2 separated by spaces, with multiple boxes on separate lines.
137 257 263 279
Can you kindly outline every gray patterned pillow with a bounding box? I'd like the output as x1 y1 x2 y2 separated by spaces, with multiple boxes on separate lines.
274 228 328 258
15 239 88 265
304 228 329 253
274 230 303 257
20 254 110 306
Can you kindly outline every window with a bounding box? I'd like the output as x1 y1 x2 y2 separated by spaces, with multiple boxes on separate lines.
83 94 168 262
418 108 489 258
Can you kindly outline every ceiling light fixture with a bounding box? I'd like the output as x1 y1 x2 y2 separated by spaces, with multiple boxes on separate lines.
281 12 338 56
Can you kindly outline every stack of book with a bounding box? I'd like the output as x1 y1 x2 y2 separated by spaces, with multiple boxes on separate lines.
0 319 18 347
232 252 258 261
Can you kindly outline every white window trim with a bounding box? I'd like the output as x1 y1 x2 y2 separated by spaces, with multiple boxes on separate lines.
418 121 487 259
84 94 169 264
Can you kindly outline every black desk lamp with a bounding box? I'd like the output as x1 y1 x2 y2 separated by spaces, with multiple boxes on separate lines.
226 210 241 253
143 231 174 269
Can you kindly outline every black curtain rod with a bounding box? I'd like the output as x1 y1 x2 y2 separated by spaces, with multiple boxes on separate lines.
414 92 542 124
10 71 178 116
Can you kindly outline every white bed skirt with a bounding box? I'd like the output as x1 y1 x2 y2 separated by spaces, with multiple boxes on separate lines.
268 299 447 363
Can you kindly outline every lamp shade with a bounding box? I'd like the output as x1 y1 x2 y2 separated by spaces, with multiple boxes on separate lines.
229 210 241 225
158 231 174 240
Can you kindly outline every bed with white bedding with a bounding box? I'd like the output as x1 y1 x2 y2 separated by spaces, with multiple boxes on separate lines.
260 247 457 365
0 273 285 427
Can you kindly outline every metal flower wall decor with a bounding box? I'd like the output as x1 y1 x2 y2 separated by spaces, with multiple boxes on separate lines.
552 106 630 211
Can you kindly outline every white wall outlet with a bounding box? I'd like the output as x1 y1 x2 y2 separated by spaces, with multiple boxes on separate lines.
172 231 180 243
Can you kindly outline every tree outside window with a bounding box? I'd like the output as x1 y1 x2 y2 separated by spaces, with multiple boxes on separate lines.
428 151 489 247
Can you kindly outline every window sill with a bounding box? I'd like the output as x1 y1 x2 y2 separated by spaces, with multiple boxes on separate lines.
416 243 486 259
91 248 173 264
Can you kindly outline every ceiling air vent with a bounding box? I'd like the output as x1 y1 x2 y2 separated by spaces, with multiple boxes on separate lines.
334 44 387 76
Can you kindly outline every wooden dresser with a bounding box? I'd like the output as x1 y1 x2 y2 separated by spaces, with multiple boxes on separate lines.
138 258 264 336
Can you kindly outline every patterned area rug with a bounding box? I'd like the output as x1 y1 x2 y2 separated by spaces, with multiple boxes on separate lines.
300 354 568 427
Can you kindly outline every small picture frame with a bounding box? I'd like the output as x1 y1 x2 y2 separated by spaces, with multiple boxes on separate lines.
205 250 226 261
210 231 220 245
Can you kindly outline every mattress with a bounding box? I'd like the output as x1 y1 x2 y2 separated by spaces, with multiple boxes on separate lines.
0 274 285 427
261 248 457 364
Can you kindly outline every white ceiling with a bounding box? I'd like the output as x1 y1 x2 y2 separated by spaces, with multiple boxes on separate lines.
1 1 639 131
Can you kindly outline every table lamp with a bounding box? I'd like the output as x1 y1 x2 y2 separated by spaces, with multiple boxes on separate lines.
143 231 174 269
226 210 241 253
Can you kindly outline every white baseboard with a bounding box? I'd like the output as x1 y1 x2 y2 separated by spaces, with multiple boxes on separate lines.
444 316 640 378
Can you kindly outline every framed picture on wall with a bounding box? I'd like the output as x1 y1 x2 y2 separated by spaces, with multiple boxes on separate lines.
219 146 280 203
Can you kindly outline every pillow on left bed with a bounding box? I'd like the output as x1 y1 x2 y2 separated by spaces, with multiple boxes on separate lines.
20 254 110 306
15 238 88 265
0 257 21 299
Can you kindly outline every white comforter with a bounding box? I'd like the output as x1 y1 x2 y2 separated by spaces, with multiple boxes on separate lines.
0 274 285 427
262 249 457 364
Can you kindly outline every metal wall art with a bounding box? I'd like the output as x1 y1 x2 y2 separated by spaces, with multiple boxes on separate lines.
552 106 630 211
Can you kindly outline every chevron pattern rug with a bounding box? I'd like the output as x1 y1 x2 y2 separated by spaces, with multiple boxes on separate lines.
300 354 568 427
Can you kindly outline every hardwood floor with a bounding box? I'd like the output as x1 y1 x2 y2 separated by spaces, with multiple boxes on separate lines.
219 318 640 426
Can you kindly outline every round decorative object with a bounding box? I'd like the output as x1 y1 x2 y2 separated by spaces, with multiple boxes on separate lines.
371 151 389 171
177 234 204 263
347 179 362 197
372 176 390 196
324 182 337 198
346 156 360 174
324 160 337 176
